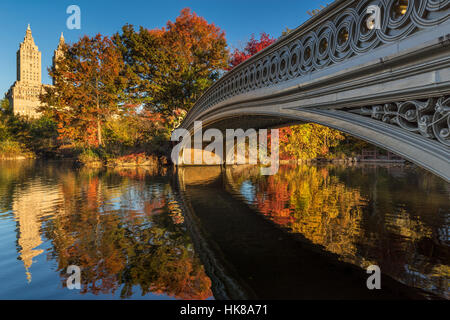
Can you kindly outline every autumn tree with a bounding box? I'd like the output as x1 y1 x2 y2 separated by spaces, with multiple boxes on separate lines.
151 8 228 114
227 31 351 159
40 34 130 147
281 124 345 160
114 8 228 116
228 32 276 70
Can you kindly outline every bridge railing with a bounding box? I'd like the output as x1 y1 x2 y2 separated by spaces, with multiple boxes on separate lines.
182 0 449 127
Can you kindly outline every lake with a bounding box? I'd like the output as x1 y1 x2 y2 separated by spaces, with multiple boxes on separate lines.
0 160 448 299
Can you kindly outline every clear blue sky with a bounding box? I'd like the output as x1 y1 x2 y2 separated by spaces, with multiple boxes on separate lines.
0 0 329 96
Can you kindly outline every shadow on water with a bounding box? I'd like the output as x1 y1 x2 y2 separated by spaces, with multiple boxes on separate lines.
175 165 448 300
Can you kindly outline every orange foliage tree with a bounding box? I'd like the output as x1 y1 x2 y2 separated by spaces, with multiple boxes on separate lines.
40 35 132 147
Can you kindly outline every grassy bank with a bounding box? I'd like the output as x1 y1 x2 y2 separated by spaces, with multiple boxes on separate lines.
76 147 169 168
0 140 35 160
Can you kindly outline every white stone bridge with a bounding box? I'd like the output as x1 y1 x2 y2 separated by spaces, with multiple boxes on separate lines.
180 0 450 181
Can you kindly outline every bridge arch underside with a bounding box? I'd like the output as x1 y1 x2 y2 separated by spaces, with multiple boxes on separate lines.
187 104 450 183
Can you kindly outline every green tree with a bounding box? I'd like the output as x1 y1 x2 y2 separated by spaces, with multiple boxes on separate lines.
0 97 11 114
114 8 229 115
0 98 11 141
112 24 167 109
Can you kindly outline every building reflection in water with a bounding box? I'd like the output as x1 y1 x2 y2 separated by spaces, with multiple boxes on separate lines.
12 181 64 282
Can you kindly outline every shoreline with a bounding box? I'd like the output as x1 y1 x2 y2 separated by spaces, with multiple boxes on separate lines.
0 155 407 167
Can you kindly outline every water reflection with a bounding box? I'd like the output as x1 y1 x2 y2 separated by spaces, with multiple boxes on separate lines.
226 164 449 299
0 160 448 299
0 161 212 299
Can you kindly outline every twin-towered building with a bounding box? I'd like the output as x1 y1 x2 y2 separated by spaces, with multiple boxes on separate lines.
6 25 64 118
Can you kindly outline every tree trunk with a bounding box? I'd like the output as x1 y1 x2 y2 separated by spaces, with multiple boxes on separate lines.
95 76 103 147
95 84 102 147
97 118 102 147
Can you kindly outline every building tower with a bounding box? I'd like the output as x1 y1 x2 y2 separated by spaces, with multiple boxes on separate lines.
52 32 65 85
18 24 42 84
6 25 43 118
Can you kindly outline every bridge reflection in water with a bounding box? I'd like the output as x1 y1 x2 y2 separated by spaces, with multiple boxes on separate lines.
0 161 447 299
177 164 449 299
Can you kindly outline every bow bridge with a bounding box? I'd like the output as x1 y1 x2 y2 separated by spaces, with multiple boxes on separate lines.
179 0 450 182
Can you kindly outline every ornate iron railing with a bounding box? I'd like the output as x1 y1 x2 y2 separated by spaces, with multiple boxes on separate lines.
185 0 449 123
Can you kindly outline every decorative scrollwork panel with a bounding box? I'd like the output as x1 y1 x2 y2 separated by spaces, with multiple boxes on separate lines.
355 96 450 147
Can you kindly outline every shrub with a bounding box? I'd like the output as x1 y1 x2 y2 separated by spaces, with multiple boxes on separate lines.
0 140 34 159
78 148 103 164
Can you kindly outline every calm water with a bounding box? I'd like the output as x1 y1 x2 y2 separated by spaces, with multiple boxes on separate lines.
0 160 448 299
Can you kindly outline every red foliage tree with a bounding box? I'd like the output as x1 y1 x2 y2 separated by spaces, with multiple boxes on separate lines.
228 32 276 70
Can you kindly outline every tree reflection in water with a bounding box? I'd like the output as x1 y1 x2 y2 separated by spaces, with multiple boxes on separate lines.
228 164 449 299
3 163 212 299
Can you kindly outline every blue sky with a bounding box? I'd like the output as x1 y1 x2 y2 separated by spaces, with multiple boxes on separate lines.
0 0 329 96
